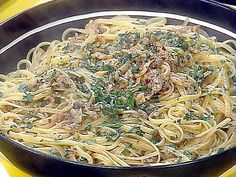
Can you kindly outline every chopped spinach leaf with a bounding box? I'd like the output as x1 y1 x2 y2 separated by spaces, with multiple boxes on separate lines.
124 142 133 148
118 32 140 48
187 65 205 84
233 107 236 113
128 126 145 136
131 63 139 74
101 117 122 129
105 132 119 142
25 124 33 129
183 112 192 121
18 83 29 93
217 148 224 153
150 135 161 144
23 93 34 103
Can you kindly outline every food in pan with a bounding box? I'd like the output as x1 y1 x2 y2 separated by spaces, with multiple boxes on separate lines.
0 16 235 166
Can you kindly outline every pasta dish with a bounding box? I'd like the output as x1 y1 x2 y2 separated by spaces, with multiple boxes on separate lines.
0 16 235 166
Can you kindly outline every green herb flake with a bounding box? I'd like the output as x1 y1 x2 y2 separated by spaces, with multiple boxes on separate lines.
82 139 96 145
201 113 212 121
160 32 190 50
150 135 161 144
101 117 122 129
139 84 148 92
102 64 116 74
183 150 197 160
105 132 119 142
25 124 33 129
10 125 17 129
138 101 150 110
233 107 236 113
18 83 29 93
92 80 136 117
131 63 139 74
183 112 192 121
25 113 33 119
128 126 145 136
124 142 133 148
168 143 177 149
217 148 224 153
62 44 70 51
23 93 34 103
189 33 199 40
118 32 140 48
116 53 132 63
19 83 34 103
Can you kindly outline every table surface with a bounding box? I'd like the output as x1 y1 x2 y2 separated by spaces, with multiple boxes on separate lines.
0 0 235 177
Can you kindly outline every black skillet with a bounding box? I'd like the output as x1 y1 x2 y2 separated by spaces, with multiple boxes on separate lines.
0 0 235 177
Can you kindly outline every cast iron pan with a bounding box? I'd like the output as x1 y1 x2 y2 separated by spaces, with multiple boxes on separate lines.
0 0 235 177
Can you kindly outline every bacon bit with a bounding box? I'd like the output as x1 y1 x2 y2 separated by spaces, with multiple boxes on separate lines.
145 79 151 84
149 60 158 69
162 46 166 51
48 119 52 124
162 150 175 159
95 35 105 43
153 130 161 138
183 139 189 146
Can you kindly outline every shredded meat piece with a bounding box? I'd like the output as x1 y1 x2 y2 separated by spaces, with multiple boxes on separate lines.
50 75 70 90
149 56 164 69
85 20 99 34
160 80 171 92
142 69 163 99
106 83 114 92
150 76 163 92
161 150 176 160
117 77 129 90
73 100 99 120
128 44 143 53
95 34 106 43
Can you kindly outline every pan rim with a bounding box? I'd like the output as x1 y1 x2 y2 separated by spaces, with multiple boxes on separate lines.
0 10 236 56
0 10 235 170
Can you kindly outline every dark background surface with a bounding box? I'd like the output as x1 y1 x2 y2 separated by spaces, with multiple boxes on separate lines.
215 0 236 5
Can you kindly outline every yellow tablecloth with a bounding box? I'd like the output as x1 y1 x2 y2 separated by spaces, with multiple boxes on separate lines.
0 0 235 177
0 0 51 22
